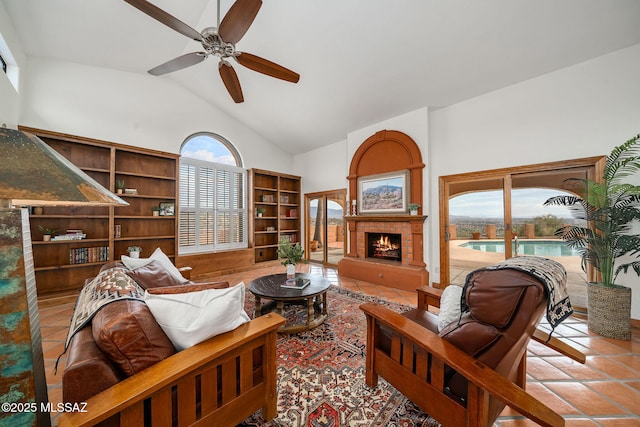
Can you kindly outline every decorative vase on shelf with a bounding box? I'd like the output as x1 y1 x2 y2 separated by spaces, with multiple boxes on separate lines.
286 263 295 279
127 247 142 259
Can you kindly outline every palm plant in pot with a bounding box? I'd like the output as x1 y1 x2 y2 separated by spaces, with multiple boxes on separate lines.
544 133 640 340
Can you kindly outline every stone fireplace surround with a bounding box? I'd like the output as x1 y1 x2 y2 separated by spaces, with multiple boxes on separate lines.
338 130 429 291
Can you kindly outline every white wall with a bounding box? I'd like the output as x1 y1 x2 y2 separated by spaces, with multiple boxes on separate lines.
18 57 294 172
0 1 25 128
294 139 348 195
430 44 640 318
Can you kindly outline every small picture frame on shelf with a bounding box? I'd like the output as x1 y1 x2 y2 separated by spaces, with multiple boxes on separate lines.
159 202 175 216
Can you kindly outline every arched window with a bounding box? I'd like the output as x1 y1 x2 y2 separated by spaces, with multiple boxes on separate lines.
179 133 247 254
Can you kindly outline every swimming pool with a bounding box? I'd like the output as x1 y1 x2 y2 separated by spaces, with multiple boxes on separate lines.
460 240 579 257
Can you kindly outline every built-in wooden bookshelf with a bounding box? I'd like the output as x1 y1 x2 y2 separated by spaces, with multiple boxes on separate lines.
251 169 301 263
20 127 178 299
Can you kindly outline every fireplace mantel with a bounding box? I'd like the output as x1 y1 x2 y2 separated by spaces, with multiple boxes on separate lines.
344 215 428 222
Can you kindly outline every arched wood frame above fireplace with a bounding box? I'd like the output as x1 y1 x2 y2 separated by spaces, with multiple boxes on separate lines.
347 129 425 214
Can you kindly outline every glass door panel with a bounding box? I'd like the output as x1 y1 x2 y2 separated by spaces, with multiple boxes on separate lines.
326 197 345 265
308 197 325 263
511 168 589 309
447 177 505 285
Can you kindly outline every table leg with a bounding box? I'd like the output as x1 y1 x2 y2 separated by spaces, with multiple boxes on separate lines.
254 296 262 318
276 301 284 317
306 297 314 329
322 292 328 316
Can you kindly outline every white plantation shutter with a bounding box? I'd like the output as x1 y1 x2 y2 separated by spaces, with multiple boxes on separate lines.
179 157 247 253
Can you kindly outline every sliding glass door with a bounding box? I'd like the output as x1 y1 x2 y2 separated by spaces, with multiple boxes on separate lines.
305 189 346 266
440 157 604 311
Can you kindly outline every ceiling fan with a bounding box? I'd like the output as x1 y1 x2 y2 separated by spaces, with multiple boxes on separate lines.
124 0 300 103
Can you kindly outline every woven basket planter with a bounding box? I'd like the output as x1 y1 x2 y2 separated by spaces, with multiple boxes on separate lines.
587 283 631 340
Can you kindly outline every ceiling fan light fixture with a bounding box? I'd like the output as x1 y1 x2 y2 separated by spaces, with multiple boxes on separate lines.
125 0 298 102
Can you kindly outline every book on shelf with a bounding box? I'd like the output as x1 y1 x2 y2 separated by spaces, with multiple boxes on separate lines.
281 277 310 289
52 233 87 241
68 246 110 264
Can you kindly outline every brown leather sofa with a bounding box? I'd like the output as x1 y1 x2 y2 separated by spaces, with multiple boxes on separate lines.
59 262 285 427
62 262 227 404
361 263 583 427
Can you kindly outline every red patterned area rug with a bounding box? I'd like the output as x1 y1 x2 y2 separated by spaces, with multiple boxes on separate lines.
240 286 440 427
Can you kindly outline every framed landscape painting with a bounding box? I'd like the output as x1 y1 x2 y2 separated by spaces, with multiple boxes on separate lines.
358 171 408 214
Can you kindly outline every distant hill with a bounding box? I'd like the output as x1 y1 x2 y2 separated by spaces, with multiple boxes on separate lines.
309 207 344 219
362 185 402 196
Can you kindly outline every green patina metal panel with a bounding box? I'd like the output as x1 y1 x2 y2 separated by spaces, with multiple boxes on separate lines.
0 209 37 427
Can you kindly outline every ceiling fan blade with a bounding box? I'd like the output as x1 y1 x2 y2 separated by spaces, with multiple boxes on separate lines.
218 61 244 103
148 52 207 76
235 52 300 83
218 0 262 45
124 0 202 41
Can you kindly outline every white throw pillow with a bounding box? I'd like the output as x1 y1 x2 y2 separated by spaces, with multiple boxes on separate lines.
122 247 188 284
438 285 463 332
144 282 251 351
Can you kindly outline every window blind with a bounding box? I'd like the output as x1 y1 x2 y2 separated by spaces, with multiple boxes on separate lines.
179 158 247 253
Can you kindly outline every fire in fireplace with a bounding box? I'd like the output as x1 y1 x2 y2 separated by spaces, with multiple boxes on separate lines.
366 233 401 262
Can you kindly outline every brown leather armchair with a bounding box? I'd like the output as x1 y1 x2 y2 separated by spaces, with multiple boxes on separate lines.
360 266 584 427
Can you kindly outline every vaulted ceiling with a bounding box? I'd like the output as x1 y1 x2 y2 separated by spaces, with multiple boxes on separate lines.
3 0 640 153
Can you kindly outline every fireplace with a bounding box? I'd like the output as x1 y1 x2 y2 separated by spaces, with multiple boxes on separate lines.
366 233 401 262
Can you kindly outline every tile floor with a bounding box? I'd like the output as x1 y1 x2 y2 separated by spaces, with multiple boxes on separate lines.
40 264 640 426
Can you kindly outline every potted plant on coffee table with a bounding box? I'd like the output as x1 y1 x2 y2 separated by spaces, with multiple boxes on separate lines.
544 133 640 340
277 238 305 278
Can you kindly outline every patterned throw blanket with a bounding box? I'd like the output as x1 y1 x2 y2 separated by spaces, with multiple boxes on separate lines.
63 266 145 350
462 256 573 334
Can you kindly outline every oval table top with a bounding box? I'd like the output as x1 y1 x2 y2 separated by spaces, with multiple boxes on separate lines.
248 273 330 301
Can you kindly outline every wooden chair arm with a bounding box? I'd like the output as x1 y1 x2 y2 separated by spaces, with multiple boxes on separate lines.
533 328 586 363
57 313 285 427
178 266 192 280
416 286 443 310
360 303 565 427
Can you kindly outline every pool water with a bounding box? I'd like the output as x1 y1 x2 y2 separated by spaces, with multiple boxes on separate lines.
461 240 579 257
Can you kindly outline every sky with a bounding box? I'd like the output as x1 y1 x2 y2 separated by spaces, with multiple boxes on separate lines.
181 134 237 165
450 188 574 218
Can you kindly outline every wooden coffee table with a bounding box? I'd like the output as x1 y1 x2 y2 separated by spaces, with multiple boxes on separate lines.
248 273 330 334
